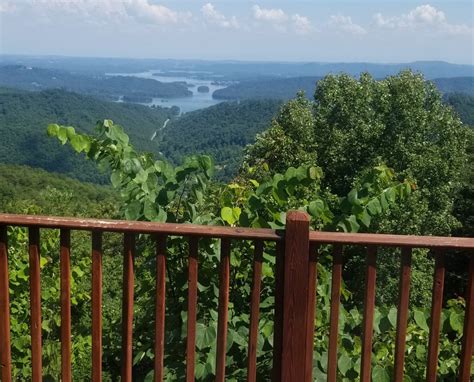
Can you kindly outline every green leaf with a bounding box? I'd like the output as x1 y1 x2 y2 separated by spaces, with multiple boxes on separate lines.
337 353 352 376
414 310 429 331
449 311 463 332
125 200 142 221
372 365 390 382
388 307 397 328
57 126 68 144
47 123 59 137
221 207 236 225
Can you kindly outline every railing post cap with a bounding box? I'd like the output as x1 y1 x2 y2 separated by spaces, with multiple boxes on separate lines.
286 210 310 223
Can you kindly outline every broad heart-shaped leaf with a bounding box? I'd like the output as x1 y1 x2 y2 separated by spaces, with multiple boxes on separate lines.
366 198 382 215
337 353 352 376
449 310 463 332
372 365 390 382
221 207 236 225
414 310 429 331
57 126 68 144
124 200 142 221
388 307 397 328
195 323 216 350
47 123 59 137
70 134 90 153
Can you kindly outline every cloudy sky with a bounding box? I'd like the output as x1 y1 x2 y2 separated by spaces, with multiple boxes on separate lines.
0 1 473 64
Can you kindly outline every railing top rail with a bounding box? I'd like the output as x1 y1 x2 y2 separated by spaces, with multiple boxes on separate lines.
0 213 473 250
309 231 474 249
0 213 282 241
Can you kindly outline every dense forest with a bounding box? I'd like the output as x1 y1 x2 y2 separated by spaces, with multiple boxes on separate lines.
1 85 472 184
214 75 474 100
0 87 174 182
0 65 192 101
160 99 283 178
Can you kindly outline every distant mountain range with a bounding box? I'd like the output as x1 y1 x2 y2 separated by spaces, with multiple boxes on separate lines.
1 55 472 80
213 76 474 100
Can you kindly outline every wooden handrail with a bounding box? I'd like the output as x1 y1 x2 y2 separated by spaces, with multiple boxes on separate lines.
1 213 473 249
0 212 473 381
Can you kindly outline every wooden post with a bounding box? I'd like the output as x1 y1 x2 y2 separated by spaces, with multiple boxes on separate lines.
279 210 313 382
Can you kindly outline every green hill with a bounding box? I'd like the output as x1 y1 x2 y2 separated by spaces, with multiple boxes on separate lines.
0 65 192 101
0 87 174 182
0 164 118 216
161 99 283 178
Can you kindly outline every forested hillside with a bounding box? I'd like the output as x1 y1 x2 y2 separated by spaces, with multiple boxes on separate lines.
0 88 173 182
0 164 118 215
214 75 474 100
0 65 192 101
160 99 283 178
445 92 474 126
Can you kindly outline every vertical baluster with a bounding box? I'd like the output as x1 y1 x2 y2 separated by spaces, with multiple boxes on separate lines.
247 240 264 382
459 255 474 381
29 227 42 382
280 211 311 382
394 247 412 382
91 231 102 382
186 237 199 382
121 233 135 382
327 244 343 382
426 250 445 382
305 243 318 382
360 246 377 382
154 235 167 382
272 240 284 382
60 229 72 382
216 238 231 382
0 226 12 382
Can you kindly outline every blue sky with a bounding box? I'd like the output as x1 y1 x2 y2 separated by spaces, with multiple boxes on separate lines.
0 1 472 64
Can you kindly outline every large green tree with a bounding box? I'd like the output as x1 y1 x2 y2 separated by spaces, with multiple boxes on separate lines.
244 71 471 304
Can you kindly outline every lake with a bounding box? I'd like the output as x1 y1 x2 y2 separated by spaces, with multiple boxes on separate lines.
107 70 229 113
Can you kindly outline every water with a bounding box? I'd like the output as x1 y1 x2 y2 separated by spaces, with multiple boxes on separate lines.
107 70 229 113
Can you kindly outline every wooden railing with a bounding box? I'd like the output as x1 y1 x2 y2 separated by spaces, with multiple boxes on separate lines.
0 211 473 381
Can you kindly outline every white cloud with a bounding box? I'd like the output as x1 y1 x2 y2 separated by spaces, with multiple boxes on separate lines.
327 15 366 35
374 4 472 36
124 0 191 24
0 0 191 25
292 14 312 35
252 5 287 23
201 3 238 29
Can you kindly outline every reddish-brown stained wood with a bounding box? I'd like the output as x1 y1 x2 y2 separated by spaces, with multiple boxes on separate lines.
121 233 135 382
459 255 474 381
154 235 167 382
426 251 445 382
0 213 281 241
305 243 318 382
60 229 72 382
309 230 474 249
216 238 231 382
360 246 377 382
247 240 264 382
272 240 284 382
29 227 42 382
327 244 343 382
0 226 12 382
2 213 474 248
280 211 312 382
186 237 199 382
91 231 102 382
394 247 412 382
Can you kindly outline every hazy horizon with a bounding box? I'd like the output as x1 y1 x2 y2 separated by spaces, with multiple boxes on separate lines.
1 1 473 65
